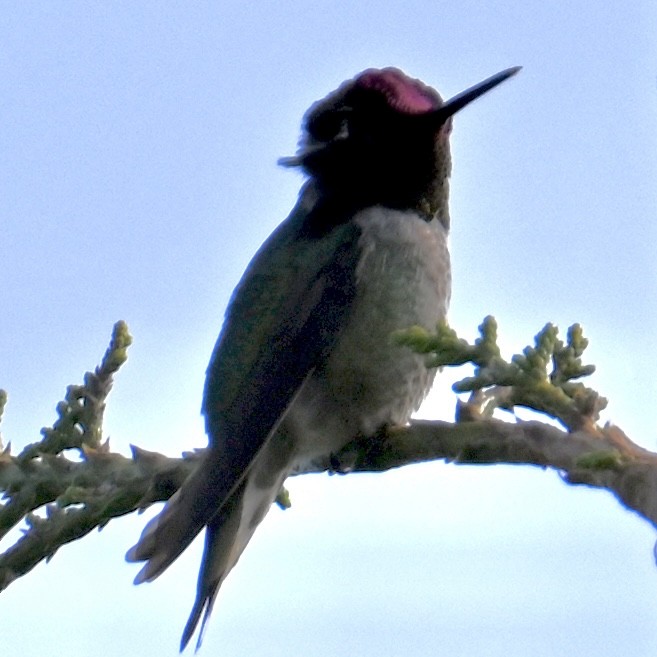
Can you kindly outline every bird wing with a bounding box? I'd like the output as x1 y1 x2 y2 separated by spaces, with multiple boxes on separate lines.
126 188 361 581
199 196 360 511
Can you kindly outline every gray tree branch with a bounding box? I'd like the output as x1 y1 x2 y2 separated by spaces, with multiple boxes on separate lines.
1 320 655 594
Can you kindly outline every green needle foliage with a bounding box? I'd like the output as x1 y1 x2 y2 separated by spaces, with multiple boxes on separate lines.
16 320 132 462
0 322 197 591
393 316 607 431
0 316 623 593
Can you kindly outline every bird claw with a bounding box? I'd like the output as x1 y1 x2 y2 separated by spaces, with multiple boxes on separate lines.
329 426 389 474
329 443 361 474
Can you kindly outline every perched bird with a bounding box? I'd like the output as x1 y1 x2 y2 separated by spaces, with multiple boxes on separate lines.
126 65 520 651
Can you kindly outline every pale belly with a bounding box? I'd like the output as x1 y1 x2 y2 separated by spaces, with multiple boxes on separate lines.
285 206 451 466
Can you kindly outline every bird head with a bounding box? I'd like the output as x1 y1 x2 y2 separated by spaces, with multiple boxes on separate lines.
281 67 520 225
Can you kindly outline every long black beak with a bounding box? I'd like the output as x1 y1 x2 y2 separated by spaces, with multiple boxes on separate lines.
423 66 521 125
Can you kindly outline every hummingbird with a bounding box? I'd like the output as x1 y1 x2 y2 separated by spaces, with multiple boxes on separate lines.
126 65 520 651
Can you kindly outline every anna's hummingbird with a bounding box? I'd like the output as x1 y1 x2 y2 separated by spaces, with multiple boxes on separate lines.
126 65 520 651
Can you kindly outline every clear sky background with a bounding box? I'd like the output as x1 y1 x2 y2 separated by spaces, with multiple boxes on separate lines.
2 2 657 656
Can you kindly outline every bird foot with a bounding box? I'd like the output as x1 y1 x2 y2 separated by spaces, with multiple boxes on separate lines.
329 443 360 474
329 426 389 474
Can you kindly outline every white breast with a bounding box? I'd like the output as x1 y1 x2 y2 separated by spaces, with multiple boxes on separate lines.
286 206 451 465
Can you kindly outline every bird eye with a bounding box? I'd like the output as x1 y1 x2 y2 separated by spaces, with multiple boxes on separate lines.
308 109 350 143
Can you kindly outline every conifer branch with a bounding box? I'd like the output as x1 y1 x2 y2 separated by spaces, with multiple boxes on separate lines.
1 319 655 594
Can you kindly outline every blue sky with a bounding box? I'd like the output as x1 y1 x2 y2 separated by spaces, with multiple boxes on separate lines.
2 2 657 656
